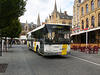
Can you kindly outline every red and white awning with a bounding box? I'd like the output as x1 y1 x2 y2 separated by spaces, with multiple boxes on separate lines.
71 27 100 36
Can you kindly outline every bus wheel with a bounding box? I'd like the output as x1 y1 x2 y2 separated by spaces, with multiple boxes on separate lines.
36 46 38 53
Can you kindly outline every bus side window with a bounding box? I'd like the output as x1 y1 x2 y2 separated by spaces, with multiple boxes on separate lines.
52 32 55 40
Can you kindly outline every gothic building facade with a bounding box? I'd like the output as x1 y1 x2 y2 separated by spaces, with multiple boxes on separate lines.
19 21 36 44
21 21 36 35
45 0 73 25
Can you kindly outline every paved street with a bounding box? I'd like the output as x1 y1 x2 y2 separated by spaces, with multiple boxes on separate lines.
0 45 100 75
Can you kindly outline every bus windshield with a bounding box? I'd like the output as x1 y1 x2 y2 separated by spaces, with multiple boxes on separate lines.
45 25 70 44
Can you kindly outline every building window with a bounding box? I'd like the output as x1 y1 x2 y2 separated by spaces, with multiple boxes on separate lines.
26 26 27 30
82 7 84 15
86 4 88 13
91 1 94 10
81 33 86 43
91 16 95 28
99 30 100 36
82 20 84 30
86 18 89 28
69 23 72 24
98 13 100 26
98 0 100 7
90 31 95 43
62 22 66 24
78 0 81 3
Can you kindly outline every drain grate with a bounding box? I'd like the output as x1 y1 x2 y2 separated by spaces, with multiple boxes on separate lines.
0 64 8 73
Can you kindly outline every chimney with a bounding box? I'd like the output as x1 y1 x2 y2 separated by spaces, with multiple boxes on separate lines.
64 11 67 15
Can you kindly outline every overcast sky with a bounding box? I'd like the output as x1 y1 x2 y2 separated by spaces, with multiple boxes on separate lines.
19 0 74 24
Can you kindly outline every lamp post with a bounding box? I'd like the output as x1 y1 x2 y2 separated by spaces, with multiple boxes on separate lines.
0 29 2 56
86 32 88 48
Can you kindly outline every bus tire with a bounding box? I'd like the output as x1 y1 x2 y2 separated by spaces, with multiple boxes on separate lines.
36 46 38 53
36 45 40 54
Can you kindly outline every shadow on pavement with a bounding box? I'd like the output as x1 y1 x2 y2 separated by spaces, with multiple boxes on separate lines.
3 51 13 53
43 55 70 59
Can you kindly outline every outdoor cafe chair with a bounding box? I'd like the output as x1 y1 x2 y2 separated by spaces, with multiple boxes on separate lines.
73 46 77 51
82 46 86 52
79 46 83 52
85 46 92 54
93 46 99 54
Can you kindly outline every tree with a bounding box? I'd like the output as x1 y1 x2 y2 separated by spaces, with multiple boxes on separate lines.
2 19 22 38
0 0 26 51
0 0 26 29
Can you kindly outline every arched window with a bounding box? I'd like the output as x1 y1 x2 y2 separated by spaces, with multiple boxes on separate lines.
82 7 84 15
86 4 88 13
91 1 94 10
98 0 100 7
26 26 27 30
62 22 66 24
91 16 95 27
78 0 81 3
86 18 89 28
98 13 100 26
82 20 84 30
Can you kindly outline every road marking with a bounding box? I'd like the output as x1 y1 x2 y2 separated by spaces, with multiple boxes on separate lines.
69 55 100 67
23 48 36 75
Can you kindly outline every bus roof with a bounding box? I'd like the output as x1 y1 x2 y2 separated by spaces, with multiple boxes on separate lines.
28 24 71 34
45 23 71 27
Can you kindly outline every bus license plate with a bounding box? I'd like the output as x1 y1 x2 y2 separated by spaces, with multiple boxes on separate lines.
58 53 61 55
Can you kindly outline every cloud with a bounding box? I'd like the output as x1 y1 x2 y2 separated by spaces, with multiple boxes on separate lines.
19 0 74 24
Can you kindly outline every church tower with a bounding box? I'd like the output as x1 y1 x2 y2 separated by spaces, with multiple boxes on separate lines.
53 0 58 23
60 8 61 13
45 0 72 25
54 0 57 13
37 13 40 27
24 20 29 32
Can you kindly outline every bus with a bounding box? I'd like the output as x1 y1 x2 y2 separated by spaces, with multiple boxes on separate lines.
27 24 71 56
27 32 34 50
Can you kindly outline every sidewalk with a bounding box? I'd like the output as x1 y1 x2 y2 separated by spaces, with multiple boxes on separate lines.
71 49 100 64
0 45 34 75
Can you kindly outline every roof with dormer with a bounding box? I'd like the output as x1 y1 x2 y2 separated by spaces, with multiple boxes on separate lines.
59 13 73 19
21 23 36 29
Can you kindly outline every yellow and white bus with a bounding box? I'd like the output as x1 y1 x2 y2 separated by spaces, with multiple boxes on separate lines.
27 24 71 56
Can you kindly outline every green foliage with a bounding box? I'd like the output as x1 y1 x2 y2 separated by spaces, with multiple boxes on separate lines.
0 0 26 28
2 20 22 38
0 0 26 18
0 0 26 38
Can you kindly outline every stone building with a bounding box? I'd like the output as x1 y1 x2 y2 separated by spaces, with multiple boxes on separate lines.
45 0 73 25
21 21 36 35
72 0 81 34
20 21 36 44
71 0 100 47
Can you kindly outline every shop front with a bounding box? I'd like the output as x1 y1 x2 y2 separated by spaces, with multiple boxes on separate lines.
71 27 100 48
